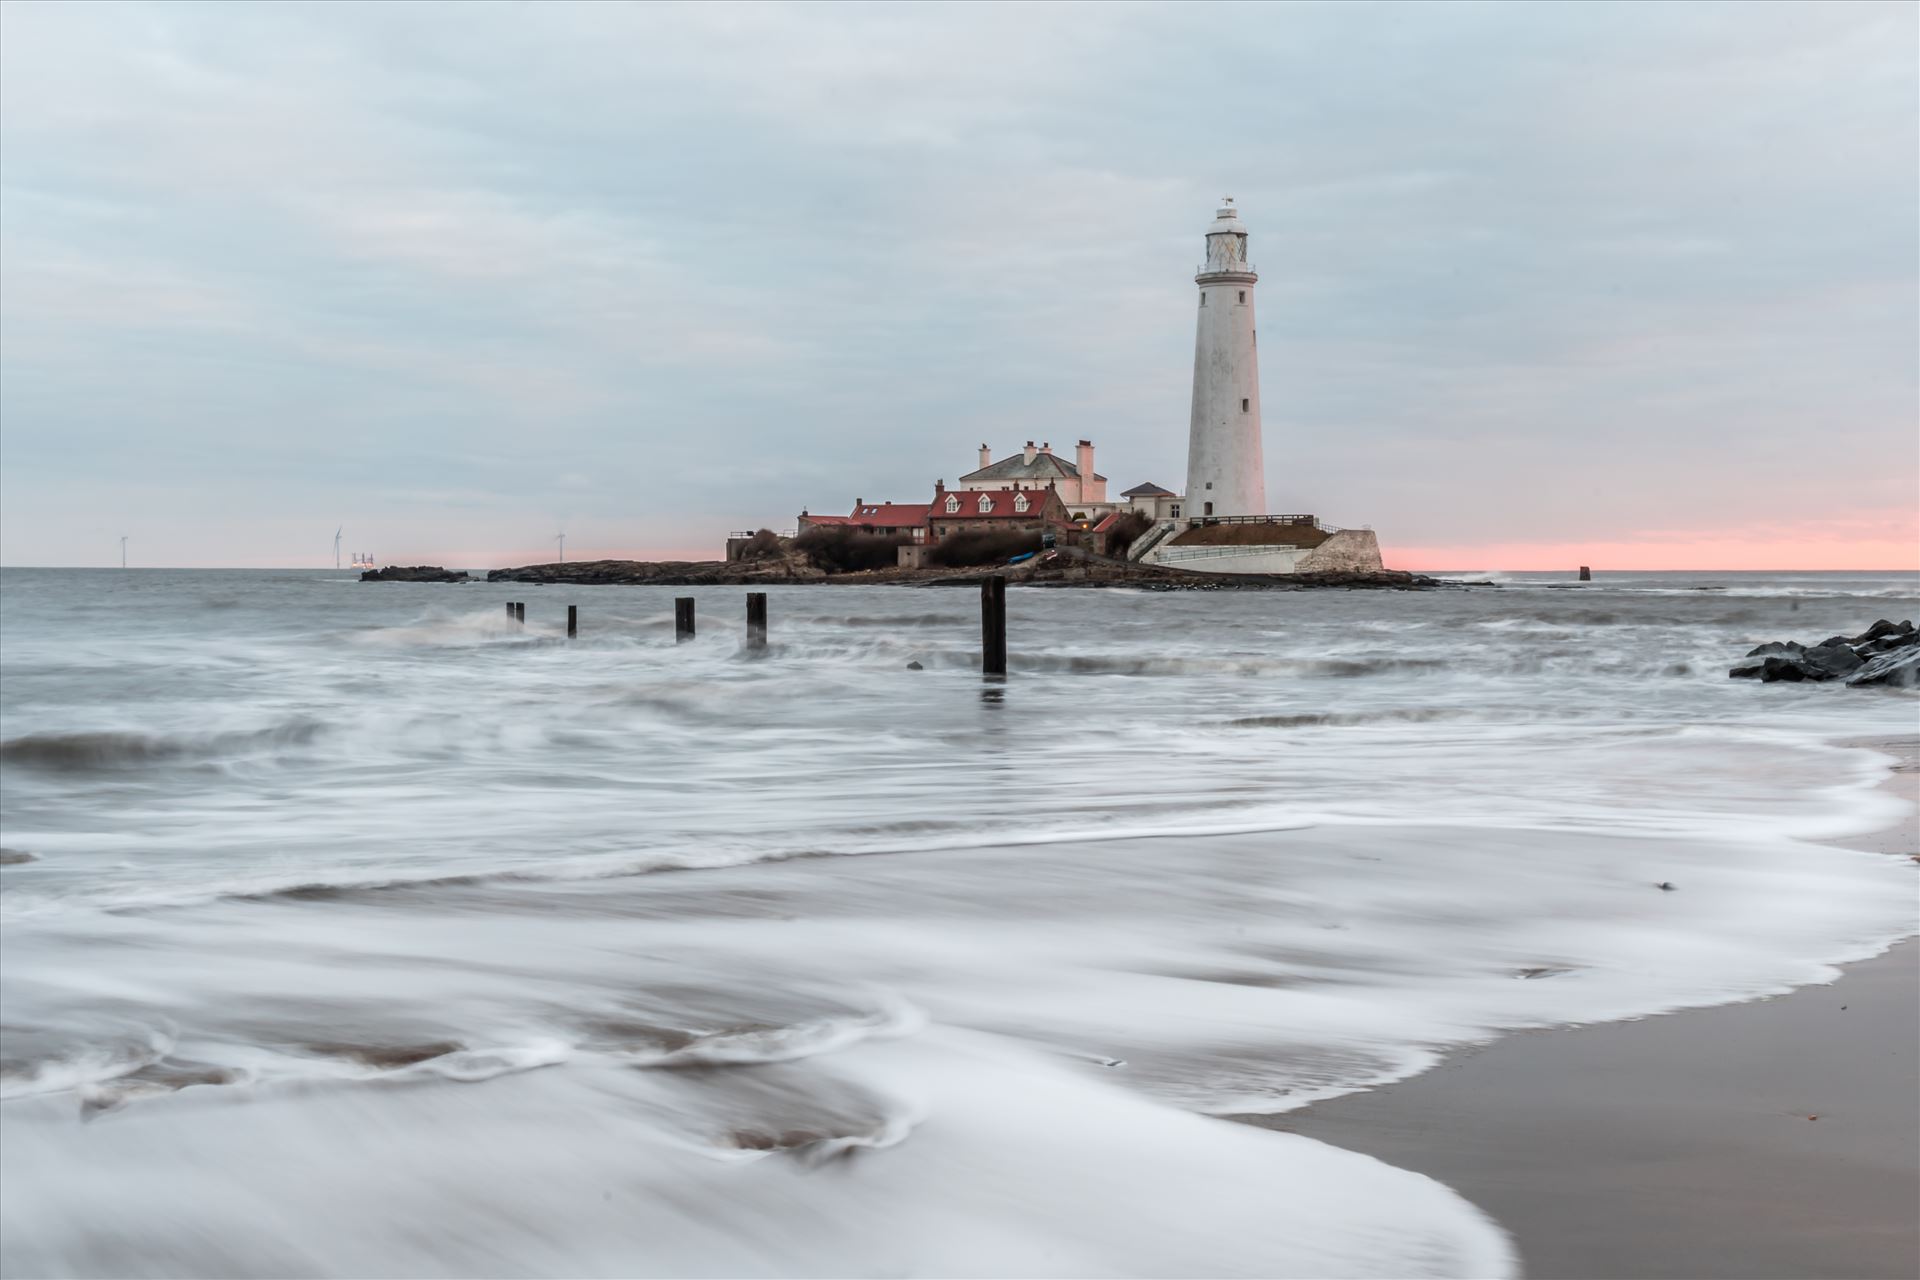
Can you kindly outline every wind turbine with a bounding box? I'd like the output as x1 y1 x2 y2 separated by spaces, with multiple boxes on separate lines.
334 527 343 570
555 533 566 563
119 536 128 569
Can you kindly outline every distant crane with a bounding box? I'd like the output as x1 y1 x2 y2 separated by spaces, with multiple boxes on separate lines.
555 533 566 563
119 536 128 569
334 526 343 570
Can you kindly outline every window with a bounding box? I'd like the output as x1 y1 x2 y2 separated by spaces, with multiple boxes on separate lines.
1200 293 1207 307
1205 482 1213 490
1170 505 1181 518
1013 494 1029 512
1237 290 1246 303
978 494 993 513
1241 398 1249 412
945 495 960 514
1204 502 1214 516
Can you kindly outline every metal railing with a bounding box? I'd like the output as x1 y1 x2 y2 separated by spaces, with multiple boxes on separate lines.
1125 519 1180 562
1188 514 1317 527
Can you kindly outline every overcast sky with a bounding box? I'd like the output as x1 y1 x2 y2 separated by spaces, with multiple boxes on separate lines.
2 0 1914 569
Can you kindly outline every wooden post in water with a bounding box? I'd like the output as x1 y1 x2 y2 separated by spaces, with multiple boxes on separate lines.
506 602 516 623
1578 566 1592 582
675 597 696 643
746 592 768 651
567 605 578 638
981 576 1007 677
515 601 526 623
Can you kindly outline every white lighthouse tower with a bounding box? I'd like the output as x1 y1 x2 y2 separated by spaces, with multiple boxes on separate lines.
1183 199 1266 519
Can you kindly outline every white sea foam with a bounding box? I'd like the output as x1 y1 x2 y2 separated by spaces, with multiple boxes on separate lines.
0 568 1914 1276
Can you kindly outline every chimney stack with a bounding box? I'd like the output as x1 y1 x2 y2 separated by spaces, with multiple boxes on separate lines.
979 443 991 469
1077 439 1102 503
1023 441 1037 465
1040 441 1052 455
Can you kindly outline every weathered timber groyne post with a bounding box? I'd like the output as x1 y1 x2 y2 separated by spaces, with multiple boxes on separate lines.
1579 566 1592 582
675 597 696 643
981 576 1007 677
567 605 578 638
506 602 516 624
746 593 768 651
515 601 526 623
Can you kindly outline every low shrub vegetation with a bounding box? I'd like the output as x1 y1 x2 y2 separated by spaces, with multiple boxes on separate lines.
1101 511 1153 556
929 529 1044 567
736 529 786 561
791 525 910 573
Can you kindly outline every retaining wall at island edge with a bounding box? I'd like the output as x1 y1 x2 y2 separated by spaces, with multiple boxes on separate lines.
1147 528 1384 575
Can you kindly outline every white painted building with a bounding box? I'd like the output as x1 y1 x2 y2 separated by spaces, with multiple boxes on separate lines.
1183 200 1266 520
957 440 1117 519
1121 482 1182 521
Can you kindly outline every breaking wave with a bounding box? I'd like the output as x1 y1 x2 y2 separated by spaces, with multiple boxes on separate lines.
0 720 327 773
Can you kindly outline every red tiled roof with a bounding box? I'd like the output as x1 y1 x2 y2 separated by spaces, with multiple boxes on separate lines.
800 513 855 525
848 502 931 528
929 485 1065 521
1091 512 1122 533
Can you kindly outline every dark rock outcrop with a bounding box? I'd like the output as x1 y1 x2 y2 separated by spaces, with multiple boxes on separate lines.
1730 620 1917 687
361 566 470 583
483 551 1437 591
1799 642 1865 679
1849 645 1920 688
1730 655 1813 682
486 556 826 586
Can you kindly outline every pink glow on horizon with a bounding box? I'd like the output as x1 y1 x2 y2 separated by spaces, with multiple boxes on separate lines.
1389 538 1917 574
1387 511 1919 574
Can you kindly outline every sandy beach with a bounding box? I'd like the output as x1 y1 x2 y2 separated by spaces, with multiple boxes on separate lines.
1251 736 1920 1280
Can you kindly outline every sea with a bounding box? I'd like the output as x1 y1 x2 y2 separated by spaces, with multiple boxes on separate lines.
1 567 1916 1278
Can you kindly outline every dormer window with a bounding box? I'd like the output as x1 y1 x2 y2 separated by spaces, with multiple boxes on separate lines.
944 495 960 514
1013 493 1029 512
978 494 993 513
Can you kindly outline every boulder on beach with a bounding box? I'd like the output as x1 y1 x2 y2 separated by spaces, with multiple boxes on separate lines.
1799 642 1864 679
360 566 470 583
1730 655 1814 682
1730 619 1917 686
1847 646 1920 689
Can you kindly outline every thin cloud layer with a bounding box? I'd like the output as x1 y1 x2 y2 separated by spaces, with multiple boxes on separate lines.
1 0 1914 568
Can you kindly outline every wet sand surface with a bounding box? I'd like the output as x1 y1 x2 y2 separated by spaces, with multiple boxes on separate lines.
1249 737 1920 1280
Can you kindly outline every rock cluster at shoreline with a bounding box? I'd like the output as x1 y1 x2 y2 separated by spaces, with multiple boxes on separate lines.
485 557 827 586
1730 619 1918 687
359 566 471 582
